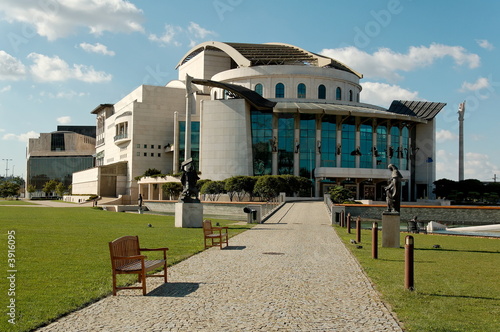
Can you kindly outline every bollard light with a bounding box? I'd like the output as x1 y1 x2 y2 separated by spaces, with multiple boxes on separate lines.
405 235 415 291
372 222 378 259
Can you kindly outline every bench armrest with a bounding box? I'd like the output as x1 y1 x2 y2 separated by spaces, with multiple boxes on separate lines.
140 247 169 252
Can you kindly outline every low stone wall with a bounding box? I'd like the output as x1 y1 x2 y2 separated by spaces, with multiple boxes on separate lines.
144 201 281 222
333 204 500 225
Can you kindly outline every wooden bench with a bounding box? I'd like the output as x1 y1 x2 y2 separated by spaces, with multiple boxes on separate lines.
109 235 168 295
203 219 229 249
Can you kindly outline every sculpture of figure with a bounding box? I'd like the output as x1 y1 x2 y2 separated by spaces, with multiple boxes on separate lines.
271 136 277 152
138 193 143 208
180 159 200 202
385 164 403 213
317 140 321 154
295 141 300 153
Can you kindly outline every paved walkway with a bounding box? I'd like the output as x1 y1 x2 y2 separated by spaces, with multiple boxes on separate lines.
38 202 403 332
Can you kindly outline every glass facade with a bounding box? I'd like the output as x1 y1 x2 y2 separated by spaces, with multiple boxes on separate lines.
278 114 294 175
51 133 65 151
402 126 409 170
320 115 336 167
360 123 373 168
251 111 273 175
179 121 200 170
28 156 94 189
376 124 388 169
341 118 355 167
390 126 400 166
299 114 316 178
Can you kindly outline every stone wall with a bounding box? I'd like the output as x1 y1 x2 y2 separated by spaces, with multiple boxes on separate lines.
335 204 500 225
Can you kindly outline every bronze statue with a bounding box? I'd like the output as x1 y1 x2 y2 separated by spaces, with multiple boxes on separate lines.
385 164 403 213
180 158 200 203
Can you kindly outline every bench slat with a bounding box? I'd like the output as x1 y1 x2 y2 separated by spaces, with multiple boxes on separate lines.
116 259 165 272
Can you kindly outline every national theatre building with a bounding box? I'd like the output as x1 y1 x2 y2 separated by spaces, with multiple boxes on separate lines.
72 41 445 203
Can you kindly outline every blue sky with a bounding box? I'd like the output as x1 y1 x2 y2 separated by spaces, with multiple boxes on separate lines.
0 0 499 182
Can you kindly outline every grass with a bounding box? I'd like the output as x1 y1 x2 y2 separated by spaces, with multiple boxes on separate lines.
0 200 37 205
0 206 252 332
336 225 500 332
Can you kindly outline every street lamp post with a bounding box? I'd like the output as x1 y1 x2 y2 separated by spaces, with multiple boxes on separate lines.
2 159 12 178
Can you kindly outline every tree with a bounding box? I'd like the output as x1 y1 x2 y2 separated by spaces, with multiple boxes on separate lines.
162 182 183 200
0 181 20 199
143 168 162 177
329 185 354 203
254 175 280 201
55 182 66 198
42 179 59 197
200 181 225 201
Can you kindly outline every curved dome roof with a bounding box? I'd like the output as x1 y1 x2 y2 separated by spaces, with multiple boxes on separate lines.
176 41 363 78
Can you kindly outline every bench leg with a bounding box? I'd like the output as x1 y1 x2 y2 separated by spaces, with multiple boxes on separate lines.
112 273 117 296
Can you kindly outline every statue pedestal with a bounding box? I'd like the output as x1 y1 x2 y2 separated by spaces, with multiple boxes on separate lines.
382 212 401 248
175 202 203 228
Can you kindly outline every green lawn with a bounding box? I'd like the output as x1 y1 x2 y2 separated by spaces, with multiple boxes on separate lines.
336 226 500 332
0 200 37 205
0 207 252 332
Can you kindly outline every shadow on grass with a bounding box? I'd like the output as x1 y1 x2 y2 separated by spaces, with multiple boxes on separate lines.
148 282 200 297
422 292 500 301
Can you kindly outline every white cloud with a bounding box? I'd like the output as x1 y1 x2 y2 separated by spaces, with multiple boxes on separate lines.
436 129 458 143
79 42 115 56
476 39 494 50
149 25 182 46
3 130 39 142
321 43 480 82
188 22 215 39
360 82 420 108
0 51 26 80
0 0 144 40
436 149 457 180
28 53 112 82
464 152 500 181
57 116 71 124
0 85 11 93
460 77 490 92
149 22 215 47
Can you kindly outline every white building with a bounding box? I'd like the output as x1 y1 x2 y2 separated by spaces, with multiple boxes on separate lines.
73 41 445 203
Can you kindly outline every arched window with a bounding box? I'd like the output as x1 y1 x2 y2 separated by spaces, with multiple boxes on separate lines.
318 84 326 99
255 83 263 96
213 91 217 100
275 83 285 98
349 90 353 102
336 87 342 100
297 83 306 98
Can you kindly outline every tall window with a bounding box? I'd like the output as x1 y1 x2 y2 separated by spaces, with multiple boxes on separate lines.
376 125 388 169
402 126 409 170
341 118 355 167
255 83 263 96
390 126 400 165
297 83 306 98
51 133 65 151
360 123 373 168
318 84 326 99
321 115 336 167
275 83 285 98
299 114 316 182
251 111 273 175
349 90 353 102
278 114 294 175
336 87 342 100
179 121 200 170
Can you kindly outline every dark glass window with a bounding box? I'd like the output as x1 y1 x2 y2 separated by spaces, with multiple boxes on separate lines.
179 121 200 170
360 123 373 168
390 126 400 165
275 83 285 98
341 118 355 168
320 115 336 167
297 83 306 98
278 114 294 175
349 90 353 102
255 83 263 96
299 114 316 179
51 133 65 151
251 110 273 175
376 125 388 169
336 87 342 100
28 156 93 189
318 84 326 99
402 126 409 170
